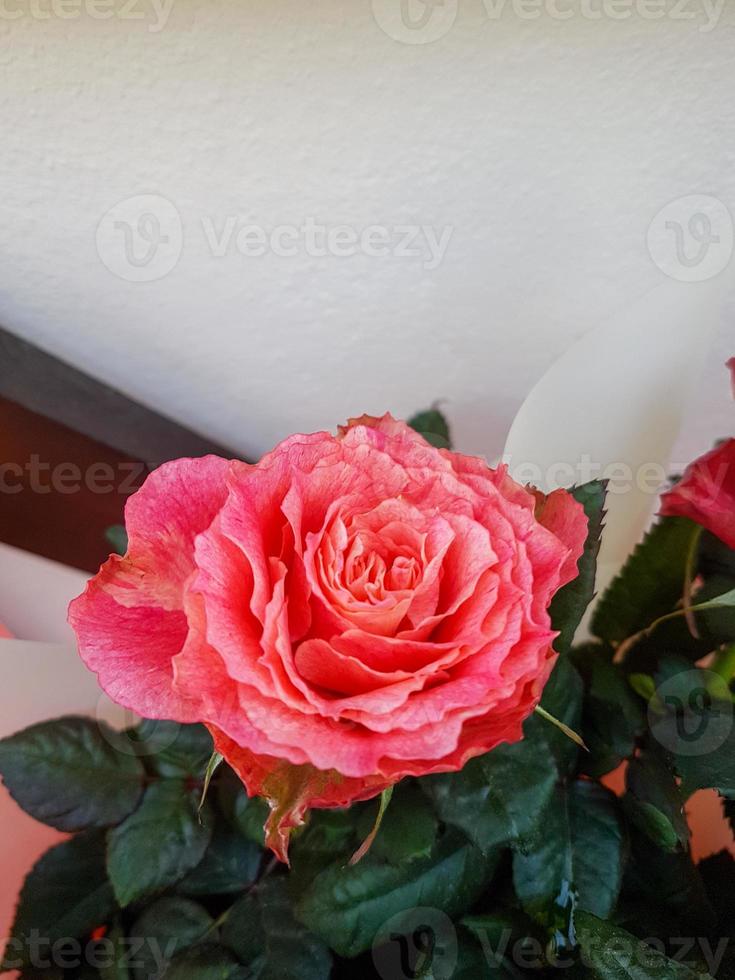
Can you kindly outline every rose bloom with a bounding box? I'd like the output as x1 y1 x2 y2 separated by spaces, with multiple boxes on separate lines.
659 359 735 550
69 415 587 860
660 438 735 549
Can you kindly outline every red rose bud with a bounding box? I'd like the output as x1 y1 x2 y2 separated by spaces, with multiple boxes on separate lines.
660 438 735 550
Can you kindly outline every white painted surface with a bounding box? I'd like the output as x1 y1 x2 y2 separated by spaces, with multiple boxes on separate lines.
504 279 729 593
0 1 733 465
0 543 87 643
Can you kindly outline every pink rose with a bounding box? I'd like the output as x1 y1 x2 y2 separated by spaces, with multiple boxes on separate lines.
69 415 587 861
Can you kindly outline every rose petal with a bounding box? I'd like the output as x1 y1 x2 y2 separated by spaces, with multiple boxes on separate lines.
68 456 230 720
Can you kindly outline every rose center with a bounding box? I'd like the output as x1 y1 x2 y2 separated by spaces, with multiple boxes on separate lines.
340 531 421 605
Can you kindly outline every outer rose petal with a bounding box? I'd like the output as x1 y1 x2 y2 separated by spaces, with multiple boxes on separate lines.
660 439 735 549
207 726 390 864
532 486 588 588
68 456 231 720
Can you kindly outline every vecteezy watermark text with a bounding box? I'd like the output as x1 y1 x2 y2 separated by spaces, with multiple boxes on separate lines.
0 0 174 30
480 0 724 31
3 931 175 974
3 452 728 501
0 457 145 495
371 0 725 44
372 915 730 978
95 195 455 282
200 216 453 270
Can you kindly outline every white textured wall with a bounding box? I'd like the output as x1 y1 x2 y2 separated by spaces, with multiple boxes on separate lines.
0 0 733 462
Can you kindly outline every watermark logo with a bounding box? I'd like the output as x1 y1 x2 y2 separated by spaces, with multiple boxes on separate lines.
96 194 183 282
95 698 183 758
371 0 458 43
647 194 733 282
649 668 733 757
96 198 453 277
200 216 453 270
372 907 457 979
371 0 725 40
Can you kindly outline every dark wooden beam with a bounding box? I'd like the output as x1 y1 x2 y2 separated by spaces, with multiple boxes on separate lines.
0 327 233 469
0 326 237 571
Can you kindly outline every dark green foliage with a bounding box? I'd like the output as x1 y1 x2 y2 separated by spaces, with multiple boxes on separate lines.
407 407 452 448
0 717 144 832
549 481 606 656
591 517 701 645
2 833 116 971
4 451 735 979
107 781 214 907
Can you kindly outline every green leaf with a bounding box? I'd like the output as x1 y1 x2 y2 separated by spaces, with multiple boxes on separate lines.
408 407 451 449
105 524 128 556
295 829 498 958
145 723 214 779
217 767 270 847
355 781 438 865
451 931 523 979
423 733 558 854
685 587 735 614
2 832 116 971
513 781 624 923
130 897 214 980
530 654 585 774
622 587 735 661
107 781 213 907
672 722 735 798
176 821 261 896
573 651 645 777
623 822 715 932
649 667 735 797
623 749 689 852
549 481 606 656
0 716 145 832
223 878 332 980
629 674 656 701
288 808 359 887
461 912 545 977
220 893 262 965
699 528 735 578
591 518 700 645
162 947 246 980
98 920 130 980
574 910 713 978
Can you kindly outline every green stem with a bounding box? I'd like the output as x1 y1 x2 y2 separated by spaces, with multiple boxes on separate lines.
348 786 394 865
534 705 588 751
615 588 735 663
682 525 703 639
